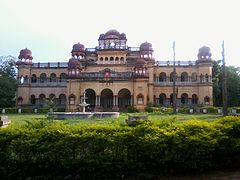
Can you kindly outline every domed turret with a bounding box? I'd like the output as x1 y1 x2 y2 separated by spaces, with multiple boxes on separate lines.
68 58 82 69
120 33 127 40
18 48 33 60
71 43 85 59
98 29 127 50
197 46 212 60
140 42 153 51
98 33 105 40
16 48 33 65
139 42 153 59
133 59 148 78
104 29 121 39
68 58 83 77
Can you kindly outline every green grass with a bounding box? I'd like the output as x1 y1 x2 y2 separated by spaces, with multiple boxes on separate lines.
5 113 223 126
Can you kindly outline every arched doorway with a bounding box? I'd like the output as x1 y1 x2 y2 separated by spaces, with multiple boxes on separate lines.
181 93 188 105
100 89 113 111
192 94 198 105
159 93 167 106
85 89 96 111
118 88 131 111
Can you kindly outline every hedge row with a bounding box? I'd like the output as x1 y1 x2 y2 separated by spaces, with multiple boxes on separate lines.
0 107 66 114
1 116 240 178
145 106 240 114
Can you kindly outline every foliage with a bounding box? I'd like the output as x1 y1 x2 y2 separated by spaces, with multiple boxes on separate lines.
145 103 173 114
0 56 17 108
212 61 240 107
1 116 240 179
127 106 139 113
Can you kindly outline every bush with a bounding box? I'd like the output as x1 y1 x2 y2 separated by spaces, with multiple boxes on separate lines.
178 107 190 113
1 116 240 179
127 106 139 113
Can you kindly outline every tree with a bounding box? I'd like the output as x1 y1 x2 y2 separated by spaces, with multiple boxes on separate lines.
212 60 240 107
0 56 17 108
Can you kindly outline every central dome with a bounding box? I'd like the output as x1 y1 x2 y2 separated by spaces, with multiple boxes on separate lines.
104 29 121 39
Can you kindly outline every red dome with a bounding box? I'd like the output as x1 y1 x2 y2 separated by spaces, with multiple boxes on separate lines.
18 48 33 60
140 42 153 51
68 58 82 69
104 29 121 39
197 46 212 60
71 43 85 53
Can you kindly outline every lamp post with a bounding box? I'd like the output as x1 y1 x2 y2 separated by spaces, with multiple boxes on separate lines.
173 41 177 114
222 41 228 116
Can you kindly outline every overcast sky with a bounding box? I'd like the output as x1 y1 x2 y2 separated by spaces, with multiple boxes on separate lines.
0 0 239 66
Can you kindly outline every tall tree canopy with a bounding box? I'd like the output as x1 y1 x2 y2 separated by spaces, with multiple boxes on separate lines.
213 60 240 107
0 55 17 108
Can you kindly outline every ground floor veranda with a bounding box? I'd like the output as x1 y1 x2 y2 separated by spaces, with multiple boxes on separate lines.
17 87 211 112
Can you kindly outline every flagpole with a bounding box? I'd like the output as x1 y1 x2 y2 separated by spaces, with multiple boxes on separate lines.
222 40 228 116
173 41 177 114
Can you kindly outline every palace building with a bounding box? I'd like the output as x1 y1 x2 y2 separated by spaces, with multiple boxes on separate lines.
16 29 213 112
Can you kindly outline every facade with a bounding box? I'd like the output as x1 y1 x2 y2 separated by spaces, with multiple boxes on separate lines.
16 29 213 112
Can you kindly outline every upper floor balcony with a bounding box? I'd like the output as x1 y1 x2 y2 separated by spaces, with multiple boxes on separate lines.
154 76 212 86
32 62 68 68
17 77 67 87
155 60 196 67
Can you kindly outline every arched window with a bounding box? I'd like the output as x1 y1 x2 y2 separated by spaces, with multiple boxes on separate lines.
170 72 177 82
59 94 66 105
181 72 188 82
69 94 76 105
31 74 37 83
204 96 210 105
50 73 57 82
60 73 67 82
40 73 47 83
192 94 198 105
17 97 23 105
205 74 209 82
110 57 114 61
137 94 144 105
181 93 188 104
39 94 46 105
159 93 166 105
100 57 103 61
30 95 36 105
115 57 119 61
120 57 124 61
105 57 108 61
159 72 167 82
191 73 197 82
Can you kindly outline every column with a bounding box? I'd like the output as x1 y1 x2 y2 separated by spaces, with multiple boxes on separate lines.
116 96 118 106
113 96 116 106
95 96 98 106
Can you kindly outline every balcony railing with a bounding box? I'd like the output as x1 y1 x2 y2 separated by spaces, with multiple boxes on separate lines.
18 78 67 87
154 79 212 86
155 60 196 66
32 62 68 68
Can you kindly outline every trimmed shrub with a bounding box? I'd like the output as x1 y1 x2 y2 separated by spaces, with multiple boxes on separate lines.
1 116 240 179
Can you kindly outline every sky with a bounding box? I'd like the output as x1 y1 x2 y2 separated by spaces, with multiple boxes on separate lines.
0 0 239 66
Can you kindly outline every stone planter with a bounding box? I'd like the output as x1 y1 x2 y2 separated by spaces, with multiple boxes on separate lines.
203 109 207 113
217 109 222 114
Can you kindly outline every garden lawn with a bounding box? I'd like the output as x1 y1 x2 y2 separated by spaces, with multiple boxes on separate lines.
5 113 222 126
